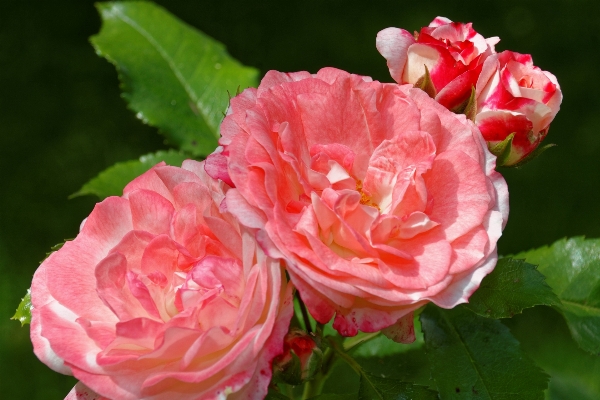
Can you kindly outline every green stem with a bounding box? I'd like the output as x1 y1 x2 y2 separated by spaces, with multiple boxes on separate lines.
301 346 334 399
284 383 295 399
326 337 363 375
343 331 381 352
296 293 313 334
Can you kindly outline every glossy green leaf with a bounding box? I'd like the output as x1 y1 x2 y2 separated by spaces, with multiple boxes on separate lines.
351 311 424 357
265 388 291 400
309 395 357 400
91 2 259 156
71 150 188 199
504 306 600 400
11 289 31 326
464 257 560 319
515 237 600 355
421 305 548 399
327 337 438 400
359 374 438 400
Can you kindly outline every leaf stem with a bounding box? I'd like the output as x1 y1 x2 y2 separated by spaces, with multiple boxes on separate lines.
296 293 313 334
301 346 334 399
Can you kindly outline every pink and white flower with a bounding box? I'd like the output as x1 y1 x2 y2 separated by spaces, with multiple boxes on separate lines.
207 68 509 338
475 51 562 165
377 17 562 166
376 16 499 110
30 161 293 400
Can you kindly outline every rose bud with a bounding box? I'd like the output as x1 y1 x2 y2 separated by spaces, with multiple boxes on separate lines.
206 68 508 339
30 160 294 400
376 16 499 112
475 51 562 166
377 17 562 167
272 328 323 385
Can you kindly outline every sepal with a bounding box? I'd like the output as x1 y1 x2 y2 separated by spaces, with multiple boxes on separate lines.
413 65 436 98
487 132 515 166
272 328 324 385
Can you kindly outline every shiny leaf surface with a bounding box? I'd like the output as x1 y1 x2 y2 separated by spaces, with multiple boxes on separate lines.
515 237 600 354
464 257 560 319
421 305 548 399
91 2 258 155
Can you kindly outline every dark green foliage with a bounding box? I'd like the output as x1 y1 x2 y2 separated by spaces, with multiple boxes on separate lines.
464 257 560 319
91 2 259 156
515 237 600 354
421 305 548 399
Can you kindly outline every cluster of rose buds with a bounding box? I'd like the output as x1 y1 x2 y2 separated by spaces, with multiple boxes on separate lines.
377 17 561 166
30 16 560 400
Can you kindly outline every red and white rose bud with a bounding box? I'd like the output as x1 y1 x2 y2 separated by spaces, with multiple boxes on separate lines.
272 328 323 385
377 17 562 166
376 16 499 111
476 51 562 166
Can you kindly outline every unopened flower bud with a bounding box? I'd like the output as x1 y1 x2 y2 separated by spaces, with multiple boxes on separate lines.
272 328 323 385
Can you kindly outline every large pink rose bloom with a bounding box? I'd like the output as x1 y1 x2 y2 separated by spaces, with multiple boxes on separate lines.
207 68 508 337
30 161 293 400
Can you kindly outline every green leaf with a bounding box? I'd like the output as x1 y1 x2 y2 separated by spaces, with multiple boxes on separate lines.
351 315 432 389
91 2 259 156
265 387 291 400
327 337 438 400
464 257 560 319
421 305 548 400
11 289 31 326
359 374 438 400
71 150 189 199
503 307 600 400
309 395 357 400
42 241 68 263
515 237 600 355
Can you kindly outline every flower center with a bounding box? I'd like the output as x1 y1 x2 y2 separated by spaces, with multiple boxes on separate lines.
356 180 380 211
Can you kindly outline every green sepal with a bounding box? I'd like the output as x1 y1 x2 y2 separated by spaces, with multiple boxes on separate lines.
413 65 436 98
450 85 477 122
11 289 32 326
463 86 477 121
510 143 557 168
487 132 515 166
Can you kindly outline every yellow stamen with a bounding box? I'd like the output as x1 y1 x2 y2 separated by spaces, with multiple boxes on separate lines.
356 181 380 211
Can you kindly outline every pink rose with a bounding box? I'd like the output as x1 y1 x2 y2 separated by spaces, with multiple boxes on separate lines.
206 68 508 337
376 16 499 110
30 161 293 400
476 51 562 165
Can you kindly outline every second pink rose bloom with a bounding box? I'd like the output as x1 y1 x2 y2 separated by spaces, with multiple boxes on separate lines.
207 68 508 337
376 16 562 166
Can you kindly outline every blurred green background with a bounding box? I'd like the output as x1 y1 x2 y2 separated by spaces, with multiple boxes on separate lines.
1 0 599 398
